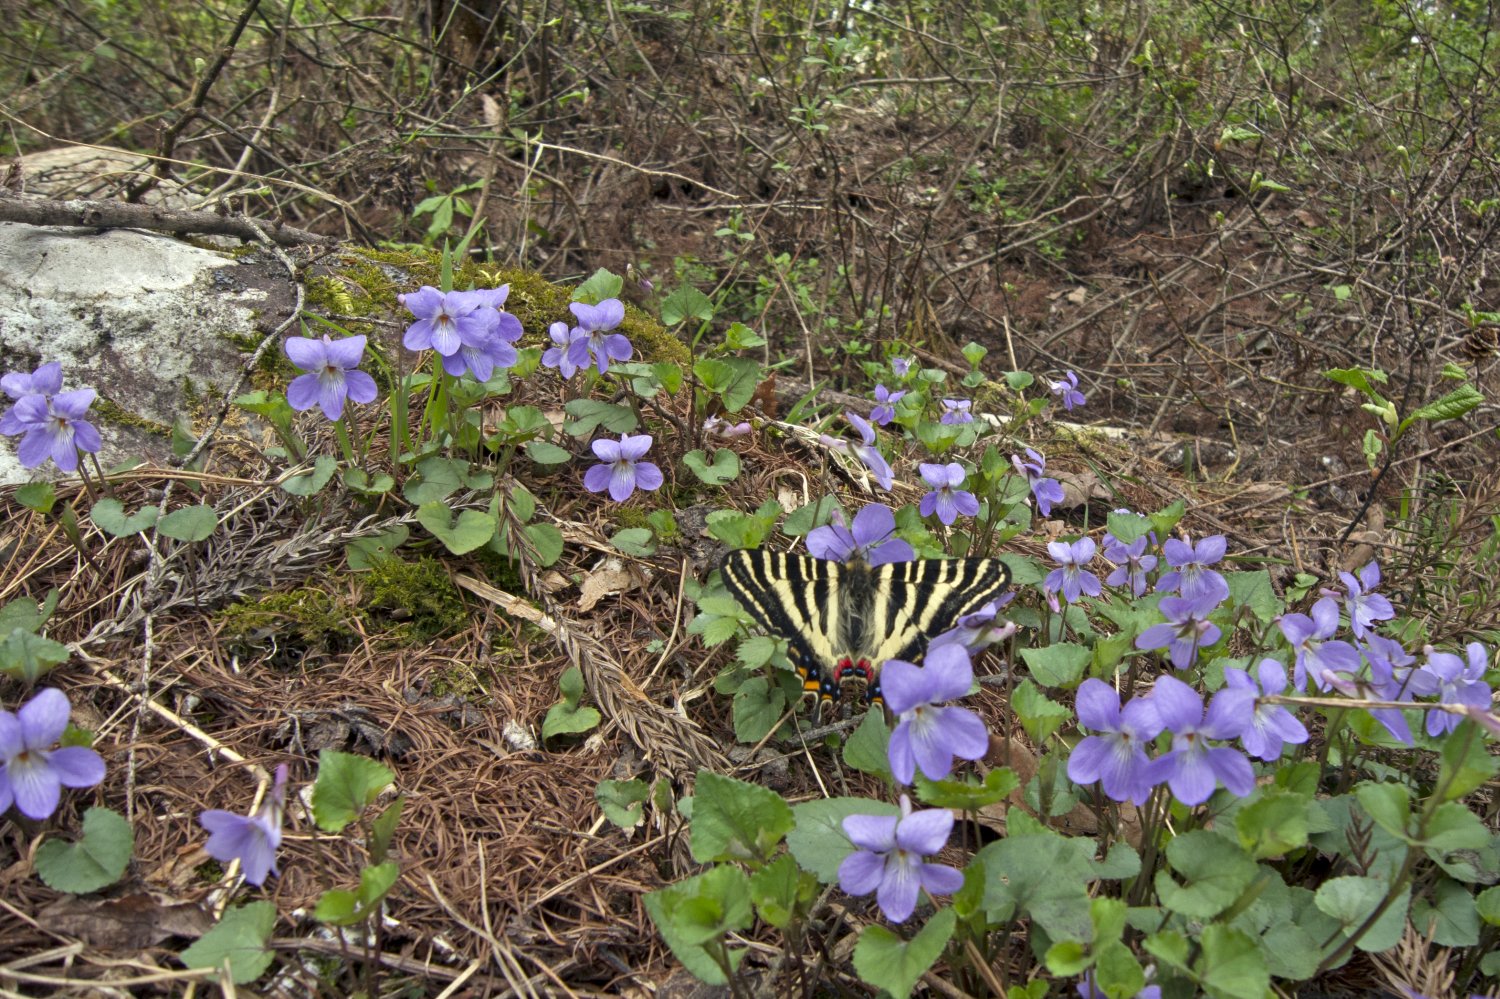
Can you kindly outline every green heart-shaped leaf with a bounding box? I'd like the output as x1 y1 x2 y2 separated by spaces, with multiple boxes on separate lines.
90 498 160 537
683 449 740 485
417 502 495 554
158 505 219 542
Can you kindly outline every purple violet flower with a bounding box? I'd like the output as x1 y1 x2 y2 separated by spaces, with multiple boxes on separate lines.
939 398 973 425
1011 447 1066 517
1135 594 1222 670
1278 597 1361 692
929 595 1016 655
399 286 487 357
890 356 914 378
1 361 63 402
542 321 590 378
9 390 103 472
468 286 512 312
441 288 523 381
1 361 64 434
583 432 664 502
870 384 907 425
841 411 895 489
839 795 964 923
1362 633 1417 688
1156 534 1231 605
1044 538 1103 603
1049 370 1086 411
1224 660 1308 761
1067 678 1163 805
0 688 107 821
703 414 752 437
1323 640 1416 747
199 764 289 886
571 299 632 374
807 504 914 566
883 644 990 784
1148 675 1256 806
284 334 378 420
1409 643 1492 738
1339 561 1395 640
1103 533 1158 598
918 463 980 525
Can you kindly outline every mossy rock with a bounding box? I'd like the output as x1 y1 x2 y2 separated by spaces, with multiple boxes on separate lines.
317 248 691 368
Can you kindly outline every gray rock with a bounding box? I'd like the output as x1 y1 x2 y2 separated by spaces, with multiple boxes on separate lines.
0 220 294 485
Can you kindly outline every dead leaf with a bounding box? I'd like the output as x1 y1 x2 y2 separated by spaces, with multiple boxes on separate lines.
1342 530 1383 573
480 93 503 130
1237 482 1291 507
40 894 213 950
1053 468 1108 509
578 558 636 612
1066 286 1088 305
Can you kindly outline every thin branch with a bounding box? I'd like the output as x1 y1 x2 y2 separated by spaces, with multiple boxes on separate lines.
0 191 338 246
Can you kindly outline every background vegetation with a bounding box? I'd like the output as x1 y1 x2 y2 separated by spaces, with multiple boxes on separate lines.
1 0 1497 994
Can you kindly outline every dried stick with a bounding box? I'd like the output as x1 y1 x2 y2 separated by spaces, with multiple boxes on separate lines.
0 191 338 247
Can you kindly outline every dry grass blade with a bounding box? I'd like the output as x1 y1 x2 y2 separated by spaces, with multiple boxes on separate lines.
496 501 728 781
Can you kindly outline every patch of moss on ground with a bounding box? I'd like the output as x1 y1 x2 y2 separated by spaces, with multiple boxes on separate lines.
218 586 362 655
427 658 489 699
220 326 298 391
613 506 654 532
90 396 171 437
363 555 469 640
321 250 691 368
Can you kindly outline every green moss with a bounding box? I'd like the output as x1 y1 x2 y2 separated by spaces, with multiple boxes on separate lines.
304 275 366 317
218 323 298 390
427 659 488 699
613 506 653 531
218 586 362 654
90 396 171 437
363 556 468 640
314 251 692 368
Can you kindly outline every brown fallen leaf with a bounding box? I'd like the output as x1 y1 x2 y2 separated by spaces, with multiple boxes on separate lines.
1053 468 1109 510
1236 482 1291 507
40 893 213 951
578 558 637 612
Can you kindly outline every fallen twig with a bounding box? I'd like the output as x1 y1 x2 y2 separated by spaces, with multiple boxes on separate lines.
0 191 339 247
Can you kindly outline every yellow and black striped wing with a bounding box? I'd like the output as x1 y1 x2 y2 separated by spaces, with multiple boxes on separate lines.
721 549 844 700
865 557 1010 666
719 549 1010 699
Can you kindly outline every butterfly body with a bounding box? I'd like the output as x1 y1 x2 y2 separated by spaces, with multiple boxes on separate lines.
720 549 1010 710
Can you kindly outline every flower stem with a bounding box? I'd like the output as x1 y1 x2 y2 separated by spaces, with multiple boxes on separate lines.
333 416 355 465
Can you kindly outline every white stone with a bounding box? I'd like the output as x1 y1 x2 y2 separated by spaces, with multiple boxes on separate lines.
0 221 279 485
